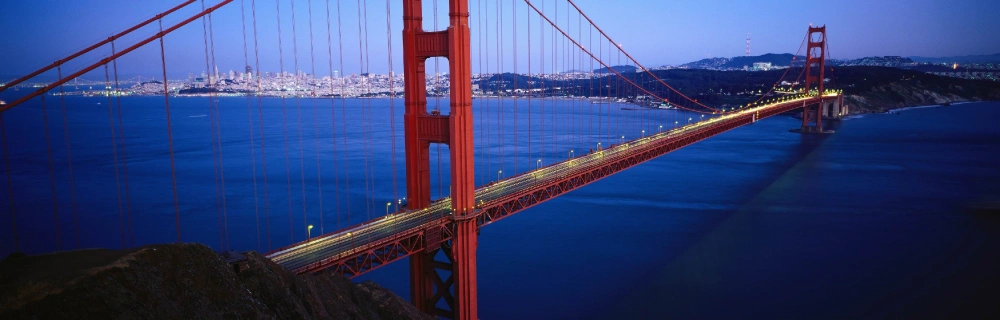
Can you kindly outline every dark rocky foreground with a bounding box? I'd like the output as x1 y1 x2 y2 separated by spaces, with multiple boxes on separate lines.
0 244 433 319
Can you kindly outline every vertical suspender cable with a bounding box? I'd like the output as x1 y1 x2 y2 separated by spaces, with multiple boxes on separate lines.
552 0 558 156
251 0 274 250
336 0 351 228
56 67 81 248
484 0 491 187
358 0 373 220
554 0 559 158
477 0 484 186
41 94 63 250
110 42 135 248
274 0 296 244
0 113 16 251
385 0 399 213
541 0 548 162
240 0 263 252
201 0 225 251
526 1 531 171
208 4 230 250
103 65 125 249
110 59 135 248
324 0 341 234
363 0 375 217
291 0 309 241
588 18 594 149
308 0 325 235
496 0 502 181
512 0 518 175
158 19 182 244
207 2 229 250
306 0 327 235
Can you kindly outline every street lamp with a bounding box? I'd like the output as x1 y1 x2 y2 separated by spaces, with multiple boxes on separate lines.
688 117 692 125
497 170 502 182
386 202 391 216
569 150 575 159
620 135 625 143
641 130 645 138
597 142 602 151
536 159 542 169
659 125 663 133
674 121 678 129
307 225 313 239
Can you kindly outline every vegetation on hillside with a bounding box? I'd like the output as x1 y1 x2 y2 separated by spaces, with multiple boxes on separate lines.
475 67 1000 113
0 244 433 319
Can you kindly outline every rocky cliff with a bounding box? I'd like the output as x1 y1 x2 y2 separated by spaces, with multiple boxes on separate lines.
844 82 1000 113
835 66 1000 113
0 244 433 319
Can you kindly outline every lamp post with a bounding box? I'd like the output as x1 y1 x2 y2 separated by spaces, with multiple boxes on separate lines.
620 135 625 144
386 202 391 216
597 142 602 151
536 159 542 169
568 150 575 159
497 170 502 182
307 225 313 239
674 121 678 129
641 130 645 138
688 117 692 125
658 125 663 133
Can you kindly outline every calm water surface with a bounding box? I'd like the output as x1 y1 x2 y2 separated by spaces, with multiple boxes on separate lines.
1 94 998 318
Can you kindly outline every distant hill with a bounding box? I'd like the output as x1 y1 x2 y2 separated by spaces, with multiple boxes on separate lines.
681 53 804 70
908 53 1000 64
593 65 637 74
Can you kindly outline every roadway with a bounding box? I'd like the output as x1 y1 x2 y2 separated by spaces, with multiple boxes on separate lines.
267 92 839 274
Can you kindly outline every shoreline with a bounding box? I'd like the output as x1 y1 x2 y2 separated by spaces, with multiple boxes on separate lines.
875 100 993 114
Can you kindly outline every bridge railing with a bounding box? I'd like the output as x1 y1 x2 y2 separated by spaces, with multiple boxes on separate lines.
268 93 842 277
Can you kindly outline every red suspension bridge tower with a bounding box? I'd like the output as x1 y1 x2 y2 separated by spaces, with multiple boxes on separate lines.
403 0 477 318
800 25 828 133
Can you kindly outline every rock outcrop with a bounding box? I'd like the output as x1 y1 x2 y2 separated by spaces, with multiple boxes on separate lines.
0 244 433 320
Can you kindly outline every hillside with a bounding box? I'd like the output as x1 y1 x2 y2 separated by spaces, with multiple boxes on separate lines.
681 53 801 70
593 65 638 74
833 66 1000 113
908 53 1000 64
0 244 433 319
476 66 1000 114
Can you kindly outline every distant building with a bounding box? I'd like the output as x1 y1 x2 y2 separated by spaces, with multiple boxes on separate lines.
751 62 772 71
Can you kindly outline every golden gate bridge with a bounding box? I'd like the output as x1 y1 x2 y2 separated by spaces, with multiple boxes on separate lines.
0 0 844 318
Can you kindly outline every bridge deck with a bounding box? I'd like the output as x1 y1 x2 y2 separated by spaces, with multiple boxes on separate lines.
266 94 838 276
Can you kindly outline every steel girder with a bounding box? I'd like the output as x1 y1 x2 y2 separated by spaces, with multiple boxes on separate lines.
297 222 452 276
288 97 823 278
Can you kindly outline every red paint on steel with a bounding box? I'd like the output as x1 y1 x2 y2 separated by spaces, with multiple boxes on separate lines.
802 26 827 132
286 96 831 279
402 0 478 318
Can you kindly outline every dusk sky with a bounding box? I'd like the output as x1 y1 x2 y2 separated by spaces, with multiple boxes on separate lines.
1 0 998 80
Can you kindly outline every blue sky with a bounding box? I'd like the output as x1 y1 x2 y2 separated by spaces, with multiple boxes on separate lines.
1 0 998 79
